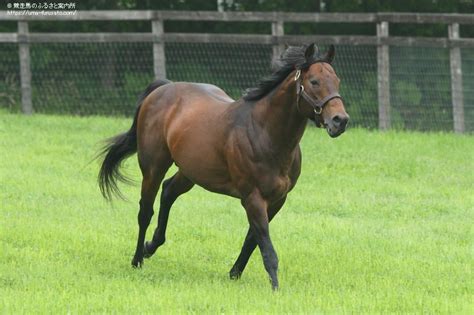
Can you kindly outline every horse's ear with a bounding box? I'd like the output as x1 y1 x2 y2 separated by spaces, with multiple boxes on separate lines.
304 43 316 61
314 45 320 56
323 44 336 64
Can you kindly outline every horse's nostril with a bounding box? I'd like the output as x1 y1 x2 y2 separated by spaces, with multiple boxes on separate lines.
332 115 348 128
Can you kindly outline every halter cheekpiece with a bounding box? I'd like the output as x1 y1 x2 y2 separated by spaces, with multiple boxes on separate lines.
294 68 342 128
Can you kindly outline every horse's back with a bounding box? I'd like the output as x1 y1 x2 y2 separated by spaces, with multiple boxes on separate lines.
188 82 235 104
145 81 234 132
151 82 234 106
138 81 234 126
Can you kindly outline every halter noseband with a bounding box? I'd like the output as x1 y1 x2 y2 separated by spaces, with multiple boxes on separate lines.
294 69 342 128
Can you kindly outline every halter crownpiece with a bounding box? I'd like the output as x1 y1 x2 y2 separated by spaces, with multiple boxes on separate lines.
294 69 342 128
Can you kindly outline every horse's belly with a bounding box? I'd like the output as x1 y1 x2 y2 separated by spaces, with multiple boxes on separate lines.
176 160 241 198
168 135 240 198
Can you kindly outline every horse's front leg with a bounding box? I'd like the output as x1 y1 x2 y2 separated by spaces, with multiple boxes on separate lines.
230 196 286 280
241 189 279 290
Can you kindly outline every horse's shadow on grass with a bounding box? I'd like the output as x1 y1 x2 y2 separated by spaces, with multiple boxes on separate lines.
94 250 258 287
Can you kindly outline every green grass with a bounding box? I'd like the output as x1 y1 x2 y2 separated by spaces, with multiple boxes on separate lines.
1 111 472 313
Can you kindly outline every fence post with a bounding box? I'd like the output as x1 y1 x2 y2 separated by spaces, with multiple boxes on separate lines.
18 21 32 114
448 23 464 134
377 21 390 130
271 21 284 61
152 19 166 79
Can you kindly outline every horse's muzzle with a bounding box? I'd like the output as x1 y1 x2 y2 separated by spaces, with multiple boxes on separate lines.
326 113 349 138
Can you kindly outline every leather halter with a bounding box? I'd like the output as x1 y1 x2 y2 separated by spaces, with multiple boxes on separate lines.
294 69 342 128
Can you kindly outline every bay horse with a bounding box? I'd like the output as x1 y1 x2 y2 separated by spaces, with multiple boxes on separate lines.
98 43 349 290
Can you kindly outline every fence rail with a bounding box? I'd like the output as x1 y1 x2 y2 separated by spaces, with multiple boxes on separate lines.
1 10 474 23
1 10 473 132
1 33 474 48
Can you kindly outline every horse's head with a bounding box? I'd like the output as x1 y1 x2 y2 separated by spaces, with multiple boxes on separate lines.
296 44 349 138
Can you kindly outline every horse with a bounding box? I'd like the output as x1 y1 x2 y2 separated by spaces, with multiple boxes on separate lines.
98 43 349 290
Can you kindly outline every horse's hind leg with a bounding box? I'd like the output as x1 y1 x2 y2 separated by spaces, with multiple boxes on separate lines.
131 155 172 268
144 171 194 258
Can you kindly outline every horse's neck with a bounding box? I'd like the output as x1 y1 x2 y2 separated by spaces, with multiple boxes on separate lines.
252 77 307 155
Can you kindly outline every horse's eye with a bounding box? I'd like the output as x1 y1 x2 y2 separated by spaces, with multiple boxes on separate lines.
310 80 319 86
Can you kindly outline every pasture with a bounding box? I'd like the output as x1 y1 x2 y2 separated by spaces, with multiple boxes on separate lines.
0 111 472 313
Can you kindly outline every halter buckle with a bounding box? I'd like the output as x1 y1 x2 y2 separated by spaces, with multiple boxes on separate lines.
294 70 301 81
314 107 323 115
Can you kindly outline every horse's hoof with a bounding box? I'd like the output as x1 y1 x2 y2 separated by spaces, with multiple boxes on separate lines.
131 257 143 268
271 279 279 291
143 241 153 259
229 268 242 280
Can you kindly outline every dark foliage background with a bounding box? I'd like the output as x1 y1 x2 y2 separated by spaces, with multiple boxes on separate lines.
0 1 473 131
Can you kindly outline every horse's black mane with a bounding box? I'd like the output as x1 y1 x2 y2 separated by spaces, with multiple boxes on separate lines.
243 44 328 102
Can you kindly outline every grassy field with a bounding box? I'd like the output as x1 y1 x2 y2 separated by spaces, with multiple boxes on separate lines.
0 111 472 313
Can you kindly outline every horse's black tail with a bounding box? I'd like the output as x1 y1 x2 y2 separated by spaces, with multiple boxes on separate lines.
98 79 171 200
